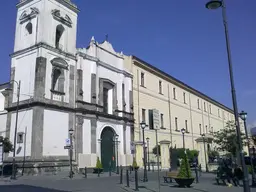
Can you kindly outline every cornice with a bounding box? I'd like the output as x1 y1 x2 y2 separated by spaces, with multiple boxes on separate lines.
10 42 76 60
77 51 133 78
132 56 233 114
17 0 79 14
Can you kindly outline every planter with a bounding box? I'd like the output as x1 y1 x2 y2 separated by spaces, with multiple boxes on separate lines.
174 178 195 188
93 168 103 174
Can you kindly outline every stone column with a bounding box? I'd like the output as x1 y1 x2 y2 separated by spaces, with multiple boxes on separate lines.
159 140 171 170
195 137 209 172
134 141 143 168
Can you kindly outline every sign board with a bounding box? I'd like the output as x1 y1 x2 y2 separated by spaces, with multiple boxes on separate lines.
152 109 160 130
65 138 71 146
64 146 71 150
130 141 136 154
0 142 3 165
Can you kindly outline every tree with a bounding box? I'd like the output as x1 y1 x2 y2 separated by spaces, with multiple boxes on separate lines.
0 136 13 153
177 154 193 179
212 120 246 157
152 145 161 156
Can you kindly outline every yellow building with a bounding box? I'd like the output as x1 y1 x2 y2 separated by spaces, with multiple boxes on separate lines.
124 55 243 171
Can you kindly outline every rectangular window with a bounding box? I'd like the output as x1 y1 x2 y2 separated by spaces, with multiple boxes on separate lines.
185 120 188 132
175 117 178 131
17 132 24 144
173 88 176 99
142 108 146 122
204 102 206 112
197 99 200 109
103 88 108 113
159 81 162 94
141 72 145 87
205 125 208 133
209 104 212 114
183 92 186 104
211 127 213 134
160 113 164 128
199 124 202 135
218 109 220 117
148 110 153 129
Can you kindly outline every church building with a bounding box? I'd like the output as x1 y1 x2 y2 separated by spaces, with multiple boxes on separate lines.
1 0 134 172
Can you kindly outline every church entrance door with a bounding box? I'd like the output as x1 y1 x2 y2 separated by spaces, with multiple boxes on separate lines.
100 127 116 172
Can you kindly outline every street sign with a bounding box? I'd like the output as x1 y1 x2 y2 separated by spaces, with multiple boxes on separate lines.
152 109 160 130
130 141 135 154
0 142 3 165
64 146 71 150
65 138 71 146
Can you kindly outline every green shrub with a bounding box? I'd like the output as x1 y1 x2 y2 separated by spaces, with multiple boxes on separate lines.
177 154 193 179
96 157 103 169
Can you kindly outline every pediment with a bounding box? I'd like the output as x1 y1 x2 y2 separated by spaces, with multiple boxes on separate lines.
51 57 69 69
98 41 116 55
19 7 39 24
51 9 72 27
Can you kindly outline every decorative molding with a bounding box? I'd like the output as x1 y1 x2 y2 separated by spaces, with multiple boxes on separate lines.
76 51 133 78
51 57 69 69
19 7 39 24
77 116 84 125
10 42 76 60
51 9 72 27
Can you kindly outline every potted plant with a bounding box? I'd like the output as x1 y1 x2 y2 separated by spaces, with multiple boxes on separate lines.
93 157 103 174
174 154 195 187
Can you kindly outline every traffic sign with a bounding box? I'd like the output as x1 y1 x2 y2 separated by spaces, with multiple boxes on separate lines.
65 138 71 146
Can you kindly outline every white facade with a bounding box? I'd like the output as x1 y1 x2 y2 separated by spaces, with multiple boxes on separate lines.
3 0 133 171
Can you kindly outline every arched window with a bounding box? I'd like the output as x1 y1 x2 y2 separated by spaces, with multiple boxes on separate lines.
52 68 61 91
55 24 65 49
25 22 33 34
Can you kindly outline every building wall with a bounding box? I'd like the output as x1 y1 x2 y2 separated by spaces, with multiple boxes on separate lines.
125 55 239 166
0 88 7 137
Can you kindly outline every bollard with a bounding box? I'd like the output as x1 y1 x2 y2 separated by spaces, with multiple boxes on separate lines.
195 166 199 183
84 167 87 178
109 165 112 177
135 168 139 191
126 169 130 187
120 166 123 184
130 165 132 174
97 168 100 177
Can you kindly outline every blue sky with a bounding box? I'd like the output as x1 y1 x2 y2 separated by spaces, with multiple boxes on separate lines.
0 0 255 128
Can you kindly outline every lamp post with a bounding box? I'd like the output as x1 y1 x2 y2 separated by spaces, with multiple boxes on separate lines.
140 121 148 182
146 137 150 171
205 1 250 191
181 128 185 149
6 80 21 180
201 134 209 172
240 111 256 187
115 134 119 174
69 128 74 179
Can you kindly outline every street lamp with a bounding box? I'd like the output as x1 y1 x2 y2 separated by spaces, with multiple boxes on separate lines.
205 1 250 191
115 134 119 174
240 111 256 187
201 134 209 173
181 128 186 149
146 137 150 171
69 128 74 178
6 80 21 180
140 121 148 182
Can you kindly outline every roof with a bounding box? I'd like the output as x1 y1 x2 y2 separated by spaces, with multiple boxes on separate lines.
132 55 233 113
0 82 10 90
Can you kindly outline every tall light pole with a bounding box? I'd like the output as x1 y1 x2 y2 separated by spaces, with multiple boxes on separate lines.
69 128 74 179
205 1 250 191
240 111 256 187
115 134 119 174
181 128 185 149
6 80 21 180
140 121 148 182
201 134 209 172
146 137 150 171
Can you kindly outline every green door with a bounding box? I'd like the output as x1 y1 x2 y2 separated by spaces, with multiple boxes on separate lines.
101 127 116 172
